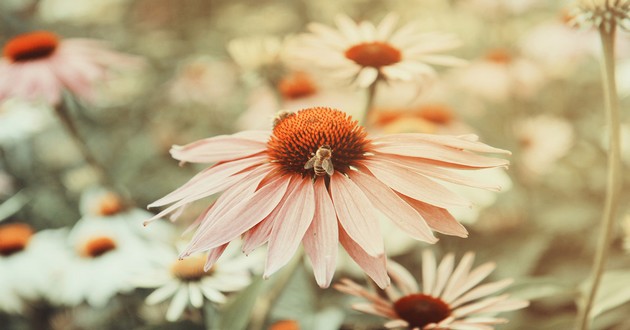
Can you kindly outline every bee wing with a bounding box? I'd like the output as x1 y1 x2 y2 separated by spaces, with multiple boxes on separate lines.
322 159 334 176
304 156 316 170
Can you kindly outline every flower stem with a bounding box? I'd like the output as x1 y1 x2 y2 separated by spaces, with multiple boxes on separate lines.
361 79 378 127
576 24 623 330
53 100 111 187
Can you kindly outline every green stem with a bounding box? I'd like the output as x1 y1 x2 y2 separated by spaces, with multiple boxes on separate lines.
576 24 623 330
53 101 111 188
249 253 302 330
361 79 378 127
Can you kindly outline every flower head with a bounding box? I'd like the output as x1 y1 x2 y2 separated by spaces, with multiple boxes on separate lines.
133 243 254 321
335 250 529 329
287 13 465 87
571 0 630 32
0 30 141 105
147 107 509 288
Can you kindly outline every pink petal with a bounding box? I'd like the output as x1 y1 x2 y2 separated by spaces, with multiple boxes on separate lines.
183 172 291 255
363 160 471 209
265 177 316 277
339 225 389 289
203 243 229 271
373 133 510 155
170 133 268 164
398 194 468 237
303 179 339 288
447 262 497 303
241 217 273 255
149 154 267 208
330 173 384 257
348 169 437 244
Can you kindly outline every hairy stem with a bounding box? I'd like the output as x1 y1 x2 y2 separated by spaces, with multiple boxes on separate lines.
576 24 623 330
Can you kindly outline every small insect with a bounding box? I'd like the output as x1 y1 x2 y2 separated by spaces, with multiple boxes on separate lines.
272 110 294 128
304 145 334 178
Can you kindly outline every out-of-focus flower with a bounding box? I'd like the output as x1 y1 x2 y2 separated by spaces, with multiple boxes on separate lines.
452 49 546 103
0 99 53 144
147 107 509 288
168 56 238 107
459 0 542 15
570 0 630 32
227 35 286 83
133 243 254 322
37 0 128 25
0 223 68 313
370 103 473 135
270 320 301 330
0 31 142 106
335 251 529 329
287 13 465 88
52 218 158 307
514 115 574 177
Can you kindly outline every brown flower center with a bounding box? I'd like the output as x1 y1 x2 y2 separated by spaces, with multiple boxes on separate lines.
393 294 452 329
3 31 59 63
80 237 117 258
0 223 34 256
94 192 125 216
418 104 454 125
267 107 369 177
171 256 213 281
278 72 318 100
345 42 402 68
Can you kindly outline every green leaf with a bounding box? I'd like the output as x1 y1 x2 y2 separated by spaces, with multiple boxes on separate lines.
219 276 265 330
580 270 630 318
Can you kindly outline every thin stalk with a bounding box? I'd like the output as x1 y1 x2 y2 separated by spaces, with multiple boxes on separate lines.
249 253 302 330
576 24 623 330
361 79 378 127
53 101 110 187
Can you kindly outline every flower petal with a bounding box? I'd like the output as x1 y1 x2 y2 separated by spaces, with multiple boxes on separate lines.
399 194 468 238
330 173 384 257
303 179 339 288
166 286 189 322
146 281 180 305
170 132 267 163
339 226 389 288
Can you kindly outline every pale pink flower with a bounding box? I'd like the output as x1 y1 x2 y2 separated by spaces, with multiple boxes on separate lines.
286 13 465 88
335 250 529 330
0 31 141 106
147 107 509 288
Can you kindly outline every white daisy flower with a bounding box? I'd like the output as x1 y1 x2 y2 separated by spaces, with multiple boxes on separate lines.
0 223 68 313
133 243 256 322
51 218 157 307
286 13 466 88
335 250 529 330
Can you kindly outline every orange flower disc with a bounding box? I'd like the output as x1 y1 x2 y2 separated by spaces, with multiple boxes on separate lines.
81 236 117 258
345 41 402 68
3 31 59 62
0 223 34 256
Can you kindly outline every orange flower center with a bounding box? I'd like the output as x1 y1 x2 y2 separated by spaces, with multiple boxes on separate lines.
80 236 117 258
345 42 402 68
270 320 300 330
267 107 369 177
3 31 59 63
0 223 33 256
484 48 512 64
277 72 318 100
94 193 125 216
393 294 451 328
170 256 213 281
418 104 454 125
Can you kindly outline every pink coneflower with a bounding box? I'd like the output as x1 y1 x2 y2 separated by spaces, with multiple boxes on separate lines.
335 250 529 329
147 107 509 288
0 30 140 105
287 14 465 87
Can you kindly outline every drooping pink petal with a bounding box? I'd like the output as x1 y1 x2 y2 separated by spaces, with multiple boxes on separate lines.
148 154 267 208
330 173 384 257
372 133 510 155
170 133 268 164
339 226 389 289
183 172 291 255
363 160 471 209
399 194 469 238
348 168 437 243
371 142 509 169
203 243 229 271
241 217 273 256
265 177 316 277
378 154 503 191
303 179 339 288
